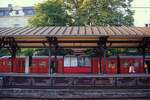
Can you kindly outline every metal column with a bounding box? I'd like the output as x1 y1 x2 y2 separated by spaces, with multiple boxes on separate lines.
97 36 108 74
103 49 107 74
48 48 51 75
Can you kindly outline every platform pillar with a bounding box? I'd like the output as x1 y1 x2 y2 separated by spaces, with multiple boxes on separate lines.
25 56 29 74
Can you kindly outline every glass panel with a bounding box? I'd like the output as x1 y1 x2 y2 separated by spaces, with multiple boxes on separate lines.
70 57 77 67
8 61 12 67
64 56 91 67
84 57 91 67
64 57 70 67
0 11 4 16
77 56 84 66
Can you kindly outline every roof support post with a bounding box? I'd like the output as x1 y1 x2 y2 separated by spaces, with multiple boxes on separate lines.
97 36 108 74
140 37 150 74
117 49 120 74
47 36 59 74
2 37 20 72
48 48 51 75
47 37 52 75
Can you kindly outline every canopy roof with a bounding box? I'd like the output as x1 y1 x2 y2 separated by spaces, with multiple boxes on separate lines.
0 26 150 48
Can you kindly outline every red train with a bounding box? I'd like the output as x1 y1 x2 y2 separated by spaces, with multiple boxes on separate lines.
0 56 147 74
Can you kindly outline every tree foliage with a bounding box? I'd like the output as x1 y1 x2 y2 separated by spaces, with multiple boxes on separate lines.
29 0 134 26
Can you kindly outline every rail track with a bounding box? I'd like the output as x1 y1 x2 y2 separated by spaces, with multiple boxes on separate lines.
0 88 150 100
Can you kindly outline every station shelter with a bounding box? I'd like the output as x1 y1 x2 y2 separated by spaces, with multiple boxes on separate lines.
0 26 150 74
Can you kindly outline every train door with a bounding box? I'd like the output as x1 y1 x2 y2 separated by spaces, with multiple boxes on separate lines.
13 58 25 73
106 57 117 74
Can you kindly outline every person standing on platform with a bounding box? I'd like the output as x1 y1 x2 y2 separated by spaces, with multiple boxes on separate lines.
50 60 55 74
129 64 135 73
145 63 148 74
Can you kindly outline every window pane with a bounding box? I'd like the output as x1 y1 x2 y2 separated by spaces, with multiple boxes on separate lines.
77 56 84 66
70 57 77 67
64 57 70 67
84 57 91 66
8 61 12 67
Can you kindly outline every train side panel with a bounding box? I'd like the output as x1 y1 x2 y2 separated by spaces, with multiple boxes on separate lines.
92 57 99 74
13 58 25 73
106 57 117 74
120 56 144 73
0 58 12 73
57 58 64 73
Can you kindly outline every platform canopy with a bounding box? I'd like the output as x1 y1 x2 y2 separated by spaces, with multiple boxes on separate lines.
0 26 150 49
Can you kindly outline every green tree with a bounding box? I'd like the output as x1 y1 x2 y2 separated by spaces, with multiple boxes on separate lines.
29 0 134 26
29 0 70 26
67 0 134 26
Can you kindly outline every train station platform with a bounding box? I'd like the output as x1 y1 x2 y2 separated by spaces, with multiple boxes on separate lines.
0 73 150 89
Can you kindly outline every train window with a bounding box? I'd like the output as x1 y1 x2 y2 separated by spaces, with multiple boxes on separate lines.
8 61 12 67
84 57 91 67
64 57 71 67
70 57 78 67
39 61 46 67
133 62 139 67
77 57 91 67
64 56 91 67
77 56 84 66
64 57 77 67
108 61 116 68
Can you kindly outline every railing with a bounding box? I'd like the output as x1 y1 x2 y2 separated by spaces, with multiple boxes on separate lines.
0 73 150 88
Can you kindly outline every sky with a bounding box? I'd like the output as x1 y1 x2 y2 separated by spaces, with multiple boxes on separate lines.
0 0 150 27
131 0 150 26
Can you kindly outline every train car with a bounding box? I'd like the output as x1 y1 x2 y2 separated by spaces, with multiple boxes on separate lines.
0 56 25 73
0 55 146 74
30 56 63 73
30 56 48 73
